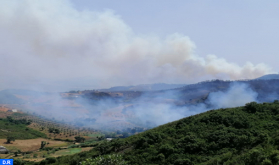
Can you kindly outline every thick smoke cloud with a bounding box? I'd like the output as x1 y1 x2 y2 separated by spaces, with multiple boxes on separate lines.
127 83 259 127
130 102 207 127
0 0 274 91
16 82 260 130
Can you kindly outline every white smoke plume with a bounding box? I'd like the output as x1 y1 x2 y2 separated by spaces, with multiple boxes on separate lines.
207 83 258 109
0 0 274 91
124 83 259 127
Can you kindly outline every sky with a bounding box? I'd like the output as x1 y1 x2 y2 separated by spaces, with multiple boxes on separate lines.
72 0 279 68
0 0 278 91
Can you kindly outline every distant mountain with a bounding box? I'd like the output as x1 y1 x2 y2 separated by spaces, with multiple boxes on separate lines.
0 89 51 104
0 90 25 104
100 83 186 92
0 89 46 96
255 74 279 80
88 79 279 108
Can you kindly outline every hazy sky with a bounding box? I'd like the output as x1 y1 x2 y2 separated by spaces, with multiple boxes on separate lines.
72 0 279 71
0 0 278 91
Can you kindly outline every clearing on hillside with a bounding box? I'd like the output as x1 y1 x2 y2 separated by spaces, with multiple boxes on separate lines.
0 138 69 152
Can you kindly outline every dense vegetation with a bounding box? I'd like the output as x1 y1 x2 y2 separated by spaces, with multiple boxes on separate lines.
0 117 47 139
15 100 279 165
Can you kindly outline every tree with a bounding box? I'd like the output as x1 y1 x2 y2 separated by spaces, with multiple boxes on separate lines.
14 151 18 157
41 141 47 149
98 136 105 141
48 128 60 134
48 128 54 133
7 116 13 122
54 128 60 134
122 132 129 138
6 136 15 144
75 136 85 143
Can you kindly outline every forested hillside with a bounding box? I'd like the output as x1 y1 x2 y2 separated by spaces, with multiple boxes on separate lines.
18 100 279 165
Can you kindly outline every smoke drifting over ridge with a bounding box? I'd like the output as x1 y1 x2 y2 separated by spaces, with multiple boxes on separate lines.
207 83 258 109
128 83 259 127
0 0 274 91
18 82 259 130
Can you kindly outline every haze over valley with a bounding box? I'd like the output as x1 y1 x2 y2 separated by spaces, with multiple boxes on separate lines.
1 75 279 132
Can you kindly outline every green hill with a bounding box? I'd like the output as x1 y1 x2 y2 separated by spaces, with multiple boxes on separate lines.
0 117 47 140
19 101 279 165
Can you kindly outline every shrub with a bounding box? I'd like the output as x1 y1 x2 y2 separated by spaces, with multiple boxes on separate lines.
80 154 128 165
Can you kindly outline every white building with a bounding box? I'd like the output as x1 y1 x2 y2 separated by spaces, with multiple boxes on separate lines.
12 109 18 112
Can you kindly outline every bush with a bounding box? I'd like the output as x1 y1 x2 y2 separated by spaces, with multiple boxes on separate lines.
245 102 259 113
80 154 128 165
46 157 56 164
33 154 38 158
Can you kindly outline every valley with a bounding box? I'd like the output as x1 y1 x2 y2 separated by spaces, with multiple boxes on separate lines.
1 77 279 164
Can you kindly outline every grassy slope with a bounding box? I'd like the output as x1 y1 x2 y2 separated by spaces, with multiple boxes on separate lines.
22 101 279 165
0 118 47 140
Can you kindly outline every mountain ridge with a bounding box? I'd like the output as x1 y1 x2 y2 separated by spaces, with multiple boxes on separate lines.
255 74 279 80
